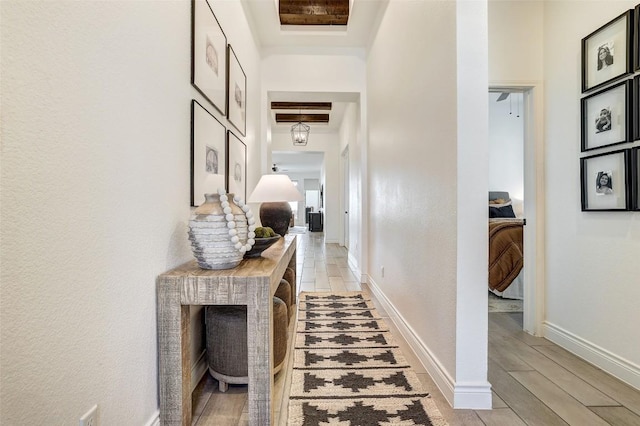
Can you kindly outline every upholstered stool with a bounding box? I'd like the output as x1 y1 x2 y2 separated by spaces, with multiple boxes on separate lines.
274 279 292 321
284 267 296 304
205 296 288 392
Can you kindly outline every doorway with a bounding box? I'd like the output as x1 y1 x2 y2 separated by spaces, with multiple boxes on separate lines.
488 84 544 336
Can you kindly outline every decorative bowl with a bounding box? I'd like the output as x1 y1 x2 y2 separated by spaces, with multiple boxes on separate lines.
244 236 280 258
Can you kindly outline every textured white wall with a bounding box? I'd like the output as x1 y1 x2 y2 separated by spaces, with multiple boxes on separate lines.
339 103 363 262
0 1 261 424
488 0 543 83
543 1 640 382
367 0 459 384
489 93 524 201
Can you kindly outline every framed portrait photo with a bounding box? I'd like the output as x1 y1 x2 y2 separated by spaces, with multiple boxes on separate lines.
226 130 247 203
581 80 631 151
581 10 633 93
191 0 227 115
227 45 247 136
580 149 630 211
191 99 227 207
632 147 640 210
635 4 640 71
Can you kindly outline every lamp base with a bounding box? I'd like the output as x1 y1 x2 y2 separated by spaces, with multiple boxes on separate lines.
259 202 292 237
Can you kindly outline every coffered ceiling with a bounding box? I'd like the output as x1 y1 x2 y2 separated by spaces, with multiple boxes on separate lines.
241 0 384 173
241 0 386 49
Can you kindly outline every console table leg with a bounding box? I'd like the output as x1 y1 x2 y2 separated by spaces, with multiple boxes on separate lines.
157 278 191 426
247 280 274 425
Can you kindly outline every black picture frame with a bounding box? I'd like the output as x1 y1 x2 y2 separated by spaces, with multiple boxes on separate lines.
580 148 631 211
635 4 640 71
581 10 633 93
634 75 640 140
191 99 227 207
631 147 640 210
226 130 247 203
227 45 247 136
191 0 227 115
581 79 632 151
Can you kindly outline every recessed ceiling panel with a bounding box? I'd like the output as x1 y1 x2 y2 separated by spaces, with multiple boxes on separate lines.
279 0 349 26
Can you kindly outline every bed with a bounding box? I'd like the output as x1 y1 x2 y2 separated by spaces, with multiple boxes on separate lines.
488 191 524 299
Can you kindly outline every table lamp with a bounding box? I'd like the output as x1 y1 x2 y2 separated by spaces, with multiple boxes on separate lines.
248 174 303 237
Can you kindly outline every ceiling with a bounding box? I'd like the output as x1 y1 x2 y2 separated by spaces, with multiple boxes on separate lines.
242 0 386 175
242 0 387 50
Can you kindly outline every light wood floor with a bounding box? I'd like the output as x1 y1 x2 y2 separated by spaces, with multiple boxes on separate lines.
191 229 640 425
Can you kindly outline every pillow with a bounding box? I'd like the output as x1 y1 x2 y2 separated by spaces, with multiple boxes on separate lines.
489 204 516 218
489 199 512 208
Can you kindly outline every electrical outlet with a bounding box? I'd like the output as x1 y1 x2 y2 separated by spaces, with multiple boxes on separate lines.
381 266 385 277
79 404 97 426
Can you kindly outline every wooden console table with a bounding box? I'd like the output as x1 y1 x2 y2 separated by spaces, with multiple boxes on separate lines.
156 234 297 425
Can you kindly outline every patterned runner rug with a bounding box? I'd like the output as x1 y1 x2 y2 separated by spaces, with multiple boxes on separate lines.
288 291 448 426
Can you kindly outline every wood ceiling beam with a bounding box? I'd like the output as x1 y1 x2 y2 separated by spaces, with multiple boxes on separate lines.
270 101 332 110
275 113 330 123
279 0 349 25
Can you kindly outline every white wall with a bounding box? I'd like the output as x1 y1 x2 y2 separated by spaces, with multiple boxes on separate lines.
0 1 261 424
488 0 543 84
367 0 490 408
489 92 524 204
339 102 363 266
543 1 640 387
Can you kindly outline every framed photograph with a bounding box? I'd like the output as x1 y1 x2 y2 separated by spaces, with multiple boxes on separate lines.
226 130 247 202
581 80 631 151
635 5 640 71
581 10 633 93
580 149 630 211
227 45 247 136
634 75 640 140
632 147 640 210
191 0 227 115
191 99 227 206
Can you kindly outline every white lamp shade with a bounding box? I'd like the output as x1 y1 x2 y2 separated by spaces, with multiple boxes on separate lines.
248 174 303 202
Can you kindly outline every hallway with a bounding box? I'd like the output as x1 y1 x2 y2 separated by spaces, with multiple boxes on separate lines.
192 230 640 425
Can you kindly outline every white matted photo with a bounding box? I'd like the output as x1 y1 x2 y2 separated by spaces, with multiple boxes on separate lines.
192 0 227 115
226 130 246 203
227 45 246 136
581 80 630 151
191 99 226 206
580 149 629 211
582 10 632 93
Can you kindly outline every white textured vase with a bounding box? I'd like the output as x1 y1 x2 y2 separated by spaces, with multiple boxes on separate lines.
188 193 248 270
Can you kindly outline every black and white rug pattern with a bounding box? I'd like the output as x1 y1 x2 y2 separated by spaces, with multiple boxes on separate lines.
288 292 448 426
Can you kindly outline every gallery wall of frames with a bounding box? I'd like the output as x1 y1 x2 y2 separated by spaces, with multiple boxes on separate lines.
580 6 640 211
190 0 248 207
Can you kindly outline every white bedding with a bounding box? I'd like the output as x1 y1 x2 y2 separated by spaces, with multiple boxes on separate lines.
489 268 524 300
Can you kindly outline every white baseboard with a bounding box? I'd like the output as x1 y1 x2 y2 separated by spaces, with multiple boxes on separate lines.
325 238 339 244
365 276 491 409
192 349 208 392
145 351 208 426
347 251 361 281
144 411 160 426
365 277 455 404
543 321 640 390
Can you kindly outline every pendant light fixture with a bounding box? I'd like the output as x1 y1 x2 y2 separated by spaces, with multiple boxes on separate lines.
291 109 310 146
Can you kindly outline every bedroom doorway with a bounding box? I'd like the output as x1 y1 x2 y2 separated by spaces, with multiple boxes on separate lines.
488 85 544 336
